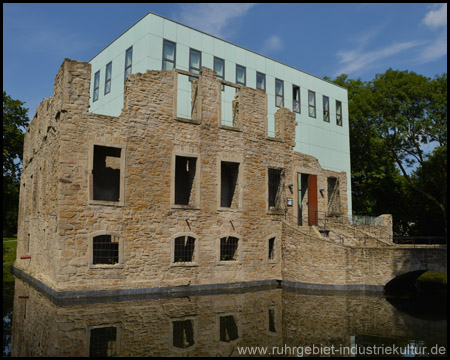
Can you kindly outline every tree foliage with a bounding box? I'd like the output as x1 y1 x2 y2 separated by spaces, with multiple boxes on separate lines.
327 71 447 235
3 91 29 236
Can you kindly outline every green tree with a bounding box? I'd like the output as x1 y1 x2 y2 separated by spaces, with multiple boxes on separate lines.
3 91 29 236
370 70 447 234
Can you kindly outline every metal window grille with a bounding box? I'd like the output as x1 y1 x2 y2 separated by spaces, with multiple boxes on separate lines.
93 235 119 265
220 315 238 342
268 237 275 260
173 320 195 348
220 236 238 261
174 236 195 262
89 327 117 357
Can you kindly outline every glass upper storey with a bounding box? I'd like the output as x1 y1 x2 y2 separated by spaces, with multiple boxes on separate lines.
88 11 351 215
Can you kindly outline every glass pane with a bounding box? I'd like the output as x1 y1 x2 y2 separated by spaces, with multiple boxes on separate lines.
309 106 316 118
308 91 315 106
125 48 132 67
236 66 245 84
190 50 200 69
105 81 111 94
125 67 131 80
214 58 224 78
163 60 174 71
293 101 300 113
276 95 283 107
293 87 300 101
275 80 283 96
106 63 112 81
323 96 329 109
164 41 174 61
94 72 100 88
336 101 342 115
257 73 265 90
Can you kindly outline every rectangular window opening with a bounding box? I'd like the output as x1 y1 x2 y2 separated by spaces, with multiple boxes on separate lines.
275 79 284 107
124 46 132 82
220 315 239 342
268 309 276 333
236 65 246 86
336 100 343 126
189 48 201 81
163 39 176 70
105 62 112 95
221 162 239 208
93 235 119 265
256 72 266 92
268 168 284 211
327 177 342 216
89 327 118 357
268 237 275 260
293 85 300 113
92 145 121 202
308 90 316 118
220 236 238 261
323 95 330 122
214 56 225 91
173 320 195 349
175 156 197 206
93 71 100 102
174 236 195 263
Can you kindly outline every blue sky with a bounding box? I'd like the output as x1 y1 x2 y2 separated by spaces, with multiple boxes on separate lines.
3 3 447 120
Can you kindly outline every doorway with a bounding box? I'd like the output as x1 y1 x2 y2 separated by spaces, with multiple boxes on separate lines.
297 173 318 226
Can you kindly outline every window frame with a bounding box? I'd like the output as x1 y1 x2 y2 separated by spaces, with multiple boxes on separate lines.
124 46 133 82
292 85 300 114
275 78 284 108
336 100 343 126
88 231 124 269
256 72 266 92
235 64 246 86
93 70 100 102
162 39 176 70
189 48 201 81
323 95 330 122
104 61 112 95
171 232 199 267
308 90 316 118
88 142 126 207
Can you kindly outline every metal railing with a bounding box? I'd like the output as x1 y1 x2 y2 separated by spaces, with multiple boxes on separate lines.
393 236 447 247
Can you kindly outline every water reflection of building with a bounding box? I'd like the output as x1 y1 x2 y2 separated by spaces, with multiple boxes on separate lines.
12 279 446 357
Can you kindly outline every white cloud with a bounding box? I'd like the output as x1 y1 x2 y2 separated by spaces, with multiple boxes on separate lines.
418 3 447 63
422 3 447 29
175 3 257 38
334 40 423 77
260 35 284 55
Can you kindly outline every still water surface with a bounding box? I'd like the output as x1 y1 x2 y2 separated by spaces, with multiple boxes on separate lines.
8 279 447 357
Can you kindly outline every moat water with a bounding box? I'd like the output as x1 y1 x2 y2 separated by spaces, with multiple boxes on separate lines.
4 278 447 357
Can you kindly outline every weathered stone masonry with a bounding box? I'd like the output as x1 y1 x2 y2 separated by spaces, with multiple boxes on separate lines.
14 59 445 297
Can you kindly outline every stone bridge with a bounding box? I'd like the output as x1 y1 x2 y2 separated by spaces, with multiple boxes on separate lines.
281 221 447 292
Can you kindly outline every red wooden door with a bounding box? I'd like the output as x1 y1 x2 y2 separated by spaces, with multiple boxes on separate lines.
308 175 318 226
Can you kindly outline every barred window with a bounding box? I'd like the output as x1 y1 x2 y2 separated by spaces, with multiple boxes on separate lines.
89 326 117 357
174 236 195 263
220 236 238 261
93 235 118 265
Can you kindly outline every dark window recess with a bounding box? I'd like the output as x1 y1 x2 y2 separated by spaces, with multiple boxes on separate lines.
268 237 275 260
173 320 195 348
268 168 283 210
220 315 239 342
220 236 238 261
221 162 239 208
174 236 195 262
89 327 117 357
175 156 197 205
93 235 118 265
268 309 276 332
93 145 121 201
